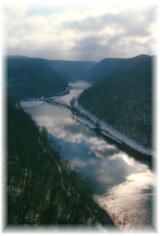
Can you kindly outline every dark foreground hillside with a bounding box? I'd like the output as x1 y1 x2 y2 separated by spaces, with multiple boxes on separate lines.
7 56 68 100
78 55 153 149
7 101 114 226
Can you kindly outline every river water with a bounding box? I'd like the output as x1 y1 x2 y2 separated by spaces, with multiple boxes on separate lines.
21 81 155 231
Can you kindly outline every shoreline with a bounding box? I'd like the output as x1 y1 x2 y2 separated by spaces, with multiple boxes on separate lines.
18 85 70 108
19 82 153 161
71 99 153 160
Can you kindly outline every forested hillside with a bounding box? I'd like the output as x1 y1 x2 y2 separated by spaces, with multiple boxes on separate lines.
83 58 125 82
49 60 96 80
78 55 152 149
7 101 114 226
7 56 68 100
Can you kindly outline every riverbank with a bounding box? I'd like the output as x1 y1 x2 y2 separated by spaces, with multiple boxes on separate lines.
71 99 153 159
20 80 154 230
49 84 70 97
8 101 116 227
18 85 70 108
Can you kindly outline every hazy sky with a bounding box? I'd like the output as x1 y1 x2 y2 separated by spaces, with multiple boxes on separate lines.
4 0 156 61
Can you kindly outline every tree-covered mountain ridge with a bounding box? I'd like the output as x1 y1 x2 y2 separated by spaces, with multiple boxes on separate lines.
82 54 153 82
48 59 96 80
7 55 96 92
6 55 115 226
7 56 69 100
7 101 114 226
77 54 153 156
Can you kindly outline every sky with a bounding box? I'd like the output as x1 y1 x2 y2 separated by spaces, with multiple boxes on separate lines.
3 0 157 61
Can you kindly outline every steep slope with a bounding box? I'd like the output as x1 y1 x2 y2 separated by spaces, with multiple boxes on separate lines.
49 60 96 80
7 101 114 226
7 56 68 100
78 55 152 150
83 58 125 82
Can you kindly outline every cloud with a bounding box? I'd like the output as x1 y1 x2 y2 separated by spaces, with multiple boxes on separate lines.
63 7 154 36
71 35 106 60
4 3 156 60
70 6 155 60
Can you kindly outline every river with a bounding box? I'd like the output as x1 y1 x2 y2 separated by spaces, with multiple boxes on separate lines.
20 81 155 231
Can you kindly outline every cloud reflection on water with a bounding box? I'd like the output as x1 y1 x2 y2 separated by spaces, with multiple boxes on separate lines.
24 100 153 196
95 169 154 230
22 82 154 229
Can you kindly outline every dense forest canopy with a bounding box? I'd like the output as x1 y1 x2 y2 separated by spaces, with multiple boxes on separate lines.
7 101 114 226
78 55 153 149
6 55 114 226
7 56 68 100
83 57 126 82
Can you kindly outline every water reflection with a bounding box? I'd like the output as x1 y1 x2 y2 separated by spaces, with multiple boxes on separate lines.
21 81 154 229
58 81 91 105
95 170 154 230
23 101 153 195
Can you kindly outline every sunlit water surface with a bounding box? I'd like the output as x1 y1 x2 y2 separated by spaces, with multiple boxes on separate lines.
21 81 155 231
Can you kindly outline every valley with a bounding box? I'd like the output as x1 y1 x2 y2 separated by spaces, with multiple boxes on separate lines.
20 80 154 230
6 54 154 231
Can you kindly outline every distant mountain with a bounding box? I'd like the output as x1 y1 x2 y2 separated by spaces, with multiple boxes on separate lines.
49 60 96 80
83 57 126 82
78 54 152 149
7 56 68 100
